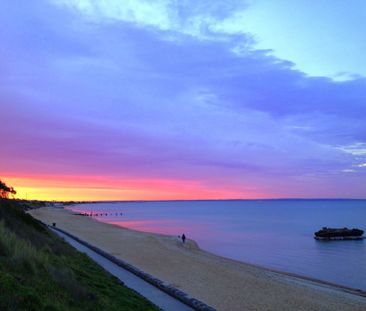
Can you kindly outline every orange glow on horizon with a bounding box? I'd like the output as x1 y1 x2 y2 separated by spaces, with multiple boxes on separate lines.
1 174 270 201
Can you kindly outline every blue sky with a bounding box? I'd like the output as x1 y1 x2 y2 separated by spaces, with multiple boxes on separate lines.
242 0 366 80
1 0 366 199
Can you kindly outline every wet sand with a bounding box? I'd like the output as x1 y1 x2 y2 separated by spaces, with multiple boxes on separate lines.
29 207 366 311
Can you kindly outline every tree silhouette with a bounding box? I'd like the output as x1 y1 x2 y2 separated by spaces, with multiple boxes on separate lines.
0 179 16 199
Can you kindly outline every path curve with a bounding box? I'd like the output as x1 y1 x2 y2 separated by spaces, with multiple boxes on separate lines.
50 227 216 311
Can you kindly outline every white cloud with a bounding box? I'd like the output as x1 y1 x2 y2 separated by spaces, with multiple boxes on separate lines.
338 143 366 156
54 0 172 28
342 169 356 173
52 0 250 40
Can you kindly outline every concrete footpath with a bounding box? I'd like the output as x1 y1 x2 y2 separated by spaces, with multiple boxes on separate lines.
51 228 195 311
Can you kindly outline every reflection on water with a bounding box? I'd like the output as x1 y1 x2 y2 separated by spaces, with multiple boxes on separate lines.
68 199 366 290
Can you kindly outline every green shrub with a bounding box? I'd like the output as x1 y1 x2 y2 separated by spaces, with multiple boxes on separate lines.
0 220 49 274
48 265 91 301
20 292 42 311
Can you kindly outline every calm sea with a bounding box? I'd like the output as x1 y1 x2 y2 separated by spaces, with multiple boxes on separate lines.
67 200 366 290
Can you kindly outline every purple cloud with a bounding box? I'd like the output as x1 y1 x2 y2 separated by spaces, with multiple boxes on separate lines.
1 0 365 198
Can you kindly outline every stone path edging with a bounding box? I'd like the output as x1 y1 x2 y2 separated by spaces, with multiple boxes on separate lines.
50 226 217 311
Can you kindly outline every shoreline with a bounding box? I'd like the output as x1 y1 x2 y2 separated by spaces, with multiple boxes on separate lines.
29 207 366 311
68 204 366 296
70 208 366 297
70 211 366 298
237 257 366 298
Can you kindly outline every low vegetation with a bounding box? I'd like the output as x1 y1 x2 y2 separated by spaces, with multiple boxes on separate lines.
0 199 159 311
0 179 16 199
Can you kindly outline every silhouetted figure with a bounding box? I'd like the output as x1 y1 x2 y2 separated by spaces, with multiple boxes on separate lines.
52 222 56 227
182 234 186 244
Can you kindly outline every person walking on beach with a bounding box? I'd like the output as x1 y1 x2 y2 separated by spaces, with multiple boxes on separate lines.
182 233 186 244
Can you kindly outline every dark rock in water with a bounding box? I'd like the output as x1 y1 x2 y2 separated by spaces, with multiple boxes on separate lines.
314 227 364 240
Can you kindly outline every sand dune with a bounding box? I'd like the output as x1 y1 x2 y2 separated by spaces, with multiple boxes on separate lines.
29 207 366 311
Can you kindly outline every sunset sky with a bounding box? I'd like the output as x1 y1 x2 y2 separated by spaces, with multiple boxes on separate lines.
1 0 366 200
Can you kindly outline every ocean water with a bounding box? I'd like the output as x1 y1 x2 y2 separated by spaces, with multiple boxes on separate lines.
67 200 366 290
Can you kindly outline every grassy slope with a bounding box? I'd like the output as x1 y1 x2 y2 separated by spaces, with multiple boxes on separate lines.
0 200 159 311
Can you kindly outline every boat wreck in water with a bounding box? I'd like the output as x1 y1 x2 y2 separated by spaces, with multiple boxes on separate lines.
314 227 364 240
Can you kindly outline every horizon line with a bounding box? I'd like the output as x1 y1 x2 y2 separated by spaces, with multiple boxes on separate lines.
12 197 366 203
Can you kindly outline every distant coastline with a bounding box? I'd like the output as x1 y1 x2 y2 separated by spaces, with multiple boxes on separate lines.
69 198 366 205
19 198 366 207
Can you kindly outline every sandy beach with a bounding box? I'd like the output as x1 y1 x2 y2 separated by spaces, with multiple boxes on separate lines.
29 207 366 311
